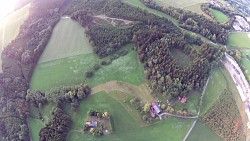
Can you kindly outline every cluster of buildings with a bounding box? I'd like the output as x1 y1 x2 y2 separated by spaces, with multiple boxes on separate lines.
233 15 250 31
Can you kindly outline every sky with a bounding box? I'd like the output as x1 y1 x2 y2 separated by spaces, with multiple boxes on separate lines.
0 0 18 20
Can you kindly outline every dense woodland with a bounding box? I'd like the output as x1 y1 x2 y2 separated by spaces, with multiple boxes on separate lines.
0 0 70 140
39 107 72 141
0 0 232 140
203 89 245 140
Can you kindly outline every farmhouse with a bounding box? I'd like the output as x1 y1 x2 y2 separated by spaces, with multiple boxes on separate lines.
85 121 98 127
150 102 162 118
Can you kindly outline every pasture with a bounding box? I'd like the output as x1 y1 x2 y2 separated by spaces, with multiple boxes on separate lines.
227 32 250 48
30 53 100 90
88 46 146 87
0 3 31 73
187 120 222 141
210 9 229 23
200 69 227 115
38 18 93 64
153 0 207 8
66 92 194 141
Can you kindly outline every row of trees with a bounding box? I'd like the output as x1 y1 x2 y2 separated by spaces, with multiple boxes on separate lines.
26 84 91 112
203 89 246 140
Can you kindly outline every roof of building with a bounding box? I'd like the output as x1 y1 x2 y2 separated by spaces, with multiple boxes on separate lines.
86 121 98 127
152 103 161 114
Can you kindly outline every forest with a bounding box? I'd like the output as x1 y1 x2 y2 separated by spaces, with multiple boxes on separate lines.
0 0 229 140
203 89 245 140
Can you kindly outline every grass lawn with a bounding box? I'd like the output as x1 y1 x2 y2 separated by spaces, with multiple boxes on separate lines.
200 68 227 115
28 117 44 141
0 3 31 73
210 9 229 23
30 53 100 91
66 92 194 141
88 46 146 87
38 18 93 63
171 48 192 67
187 120 222 141
227 32 250 48
122 0 178 24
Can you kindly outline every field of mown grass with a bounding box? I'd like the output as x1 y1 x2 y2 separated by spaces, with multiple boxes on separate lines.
38 18 93 64
184 3 210 17
210 9 229 23
0 3 31 73
66 92 194 141
153 0 206 8
88 46 146 87
187 120 222 141
228 32 250 48
200 68 227 115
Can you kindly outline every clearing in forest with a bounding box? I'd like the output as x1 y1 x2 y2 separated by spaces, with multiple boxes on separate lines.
0 3 31 73
171 48 192 67
210 9 229 23
38 17 93 64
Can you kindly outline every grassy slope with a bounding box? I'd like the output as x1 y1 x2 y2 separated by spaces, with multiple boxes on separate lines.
187 120 222 141
0 3 31 73
228 32 250 48
38 18 93 64
88 46 146 87
210 9 229 23
201 68 227 115
66 92 194 141
30 53 100 90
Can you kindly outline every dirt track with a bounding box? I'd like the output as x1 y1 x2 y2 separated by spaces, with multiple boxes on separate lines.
91 81 155 102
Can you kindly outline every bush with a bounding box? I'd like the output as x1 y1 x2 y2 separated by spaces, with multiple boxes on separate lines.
85 71 94 78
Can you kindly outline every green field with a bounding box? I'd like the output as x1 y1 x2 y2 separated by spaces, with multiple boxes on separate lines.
185 3 210 17
38 18 93 63
0 4 31 72
66 92 194 141
210 9 229 23
241 50 250 79
88 46 146 87
228 32 250 48
201 68 227 115
187 120 222 141
30 53 100 90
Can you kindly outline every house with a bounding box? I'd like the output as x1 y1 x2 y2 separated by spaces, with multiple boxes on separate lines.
152 102 162 115
85 121 98 127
